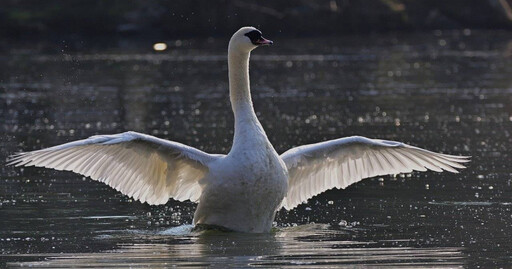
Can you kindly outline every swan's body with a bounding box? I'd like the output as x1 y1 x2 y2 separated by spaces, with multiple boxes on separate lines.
8 27 470 233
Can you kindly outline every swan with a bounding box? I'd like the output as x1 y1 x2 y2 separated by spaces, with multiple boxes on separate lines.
8 27 470 233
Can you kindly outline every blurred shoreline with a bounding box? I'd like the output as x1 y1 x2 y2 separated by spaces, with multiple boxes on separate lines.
2 0 512 42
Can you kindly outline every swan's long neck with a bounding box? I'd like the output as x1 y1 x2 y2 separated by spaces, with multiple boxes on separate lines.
228 49 253 116
228 46 266 150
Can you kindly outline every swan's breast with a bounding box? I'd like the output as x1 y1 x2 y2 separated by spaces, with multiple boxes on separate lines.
206 144 288 199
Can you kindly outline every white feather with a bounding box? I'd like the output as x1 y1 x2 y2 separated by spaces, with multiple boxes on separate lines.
280 136 470 210
8 131 220 205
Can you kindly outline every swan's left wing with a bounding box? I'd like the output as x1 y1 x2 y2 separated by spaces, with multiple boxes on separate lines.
280 136 470 210
8 131 223 205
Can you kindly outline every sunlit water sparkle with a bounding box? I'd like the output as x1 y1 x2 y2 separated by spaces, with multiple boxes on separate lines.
1 30 512 267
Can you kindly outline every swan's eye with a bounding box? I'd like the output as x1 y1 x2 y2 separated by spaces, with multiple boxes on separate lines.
244 30 263 45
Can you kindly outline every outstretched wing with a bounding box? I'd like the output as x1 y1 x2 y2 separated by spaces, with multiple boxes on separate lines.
280 136 470 210
8 131 223 205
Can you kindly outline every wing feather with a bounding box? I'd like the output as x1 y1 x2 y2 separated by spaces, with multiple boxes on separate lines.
280 136 470 210
8 131 222 205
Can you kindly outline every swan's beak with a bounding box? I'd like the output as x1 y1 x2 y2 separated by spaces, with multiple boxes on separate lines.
255 37 273 46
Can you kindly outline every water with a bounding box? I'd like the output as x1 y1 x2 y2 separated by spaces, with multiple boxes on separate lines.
1 30 511 267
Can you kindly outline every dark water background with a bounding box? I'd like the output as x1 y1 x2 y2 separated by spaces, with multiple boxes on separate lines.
1 30 512 267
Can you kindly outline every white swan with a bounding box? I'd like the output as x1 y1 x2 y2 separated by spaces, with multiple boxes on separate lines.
8 27 470 233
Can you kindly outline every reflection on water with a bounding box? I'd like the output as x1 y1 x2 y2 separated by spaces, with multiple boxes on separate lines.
5 225 464 268
1 30 512 267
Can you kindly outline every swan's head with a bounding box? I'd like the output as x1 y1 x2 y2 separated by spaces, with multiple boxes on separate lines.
229 27 273 53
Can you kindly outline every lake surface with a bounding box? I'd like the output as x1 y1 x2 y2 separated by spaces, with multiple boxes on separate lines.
1 30 511 268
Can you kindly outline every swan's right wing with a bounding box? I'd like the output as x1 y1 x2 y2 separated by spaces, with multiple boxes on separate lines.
8 131 223 205
280 136 470 210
